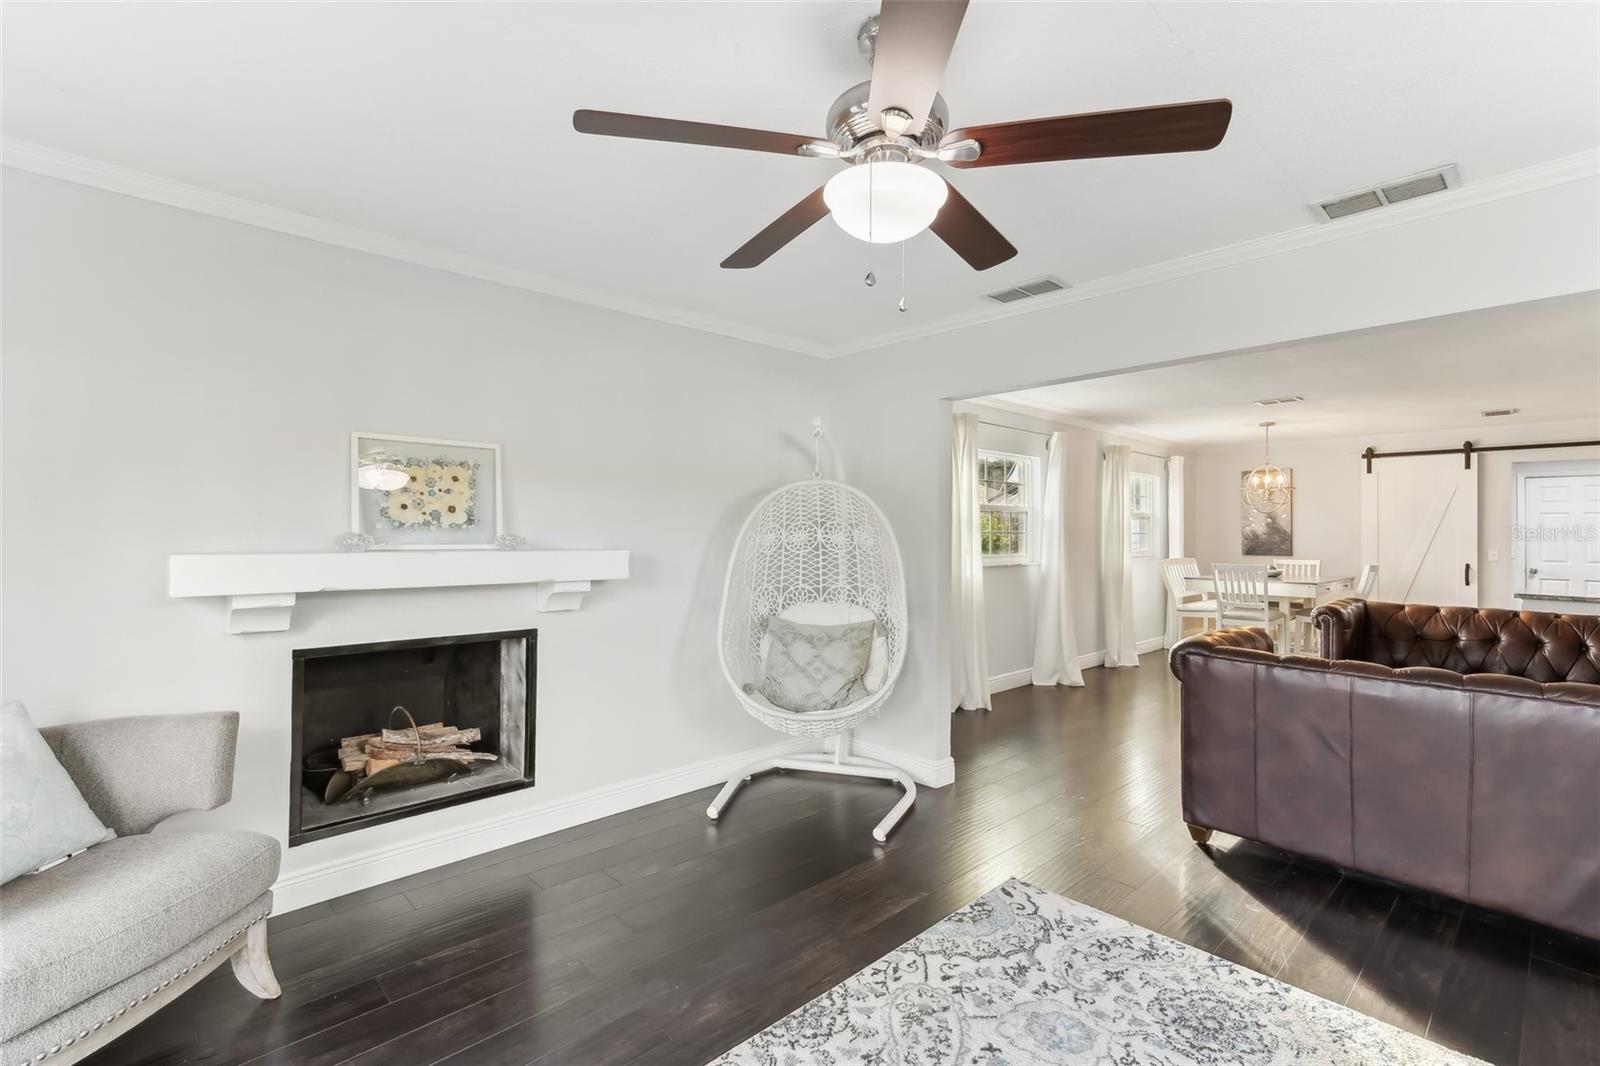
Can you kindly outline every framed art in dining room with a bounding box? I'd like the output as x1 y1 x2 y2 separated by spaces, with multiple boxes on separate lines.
350 432 503 549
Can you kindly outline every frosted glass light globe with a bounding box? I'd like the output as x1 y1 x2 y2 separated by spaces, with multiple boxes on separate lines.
824 161 948 244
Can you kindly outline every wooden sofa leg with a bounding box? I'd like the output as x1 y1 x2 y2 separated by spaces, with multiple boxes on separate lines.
1186 823 1214 845
231 921 282 999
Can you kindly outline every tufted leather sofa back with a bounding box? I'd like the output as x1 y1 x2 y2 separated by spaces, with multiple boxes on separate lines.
1312 599 1600 684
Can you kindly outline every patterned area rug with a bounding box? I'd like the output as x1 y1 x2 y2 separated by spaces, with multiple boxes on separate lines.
711 878 1481 1065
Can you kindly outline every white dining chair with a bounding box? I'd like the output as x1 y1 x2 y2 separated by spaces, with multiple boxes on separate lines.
1292 563 1379 654
1273 559 1321 651
1354 563 1379 600
1162 558 1219 639
1213 563 1288 648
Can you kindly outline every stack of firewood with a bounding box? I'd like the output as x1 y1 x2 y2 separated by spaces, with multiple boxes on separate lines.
339 722 499 777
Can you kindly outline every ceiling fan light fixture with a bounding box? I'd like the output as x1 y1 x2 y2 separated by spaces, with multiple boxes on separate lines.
823 161 947 244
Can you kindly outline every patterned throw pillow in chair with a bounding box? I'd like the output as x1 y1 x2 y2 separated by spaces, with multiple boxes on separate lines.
758 617 877 713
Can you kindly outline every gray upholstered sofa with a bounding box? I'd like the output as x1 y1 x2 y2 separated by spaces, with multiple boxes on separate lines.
1 712 281 1065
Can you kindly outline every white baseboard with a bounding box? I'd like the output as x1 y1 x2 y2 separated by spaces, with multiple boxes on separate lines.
849 737 957 788
988 667 1035 693
271 735 813 913
1075 637 1166 670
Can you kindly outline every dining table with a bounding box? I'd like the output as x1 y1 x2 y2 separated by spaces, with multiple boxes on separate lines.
1184 572 1356 618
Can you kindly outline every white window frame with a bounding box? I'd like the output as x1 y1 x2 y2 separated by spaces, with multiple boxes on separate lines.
977 449 1040 566
1129 471 1158 559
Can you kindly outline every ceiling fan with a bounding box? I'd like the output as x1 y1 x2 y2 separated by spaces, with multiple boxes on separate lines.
573 1 1232 272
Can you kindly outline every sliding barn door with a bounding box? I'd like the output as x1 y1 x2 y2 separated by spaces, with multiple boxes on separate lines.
1360 456 1478 607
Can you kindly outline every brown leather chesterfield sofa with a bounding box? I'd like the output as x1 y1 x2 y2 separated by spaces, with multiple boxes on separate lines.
1169 599 1600 940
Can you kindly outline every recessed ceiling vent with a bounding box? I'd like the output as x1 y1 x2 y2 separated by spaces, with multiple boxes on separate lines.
984 277 1068 304
1311 165 1460 222
1481 407 1520 418
1253 395 1304 407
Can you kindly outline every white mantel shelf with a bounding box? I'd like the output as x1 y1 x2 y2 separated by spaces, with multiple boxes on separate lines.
168 550 630 634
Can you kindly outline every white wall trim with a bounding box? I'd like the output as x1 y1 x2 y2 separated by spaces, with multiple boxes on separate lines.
7 138 1593 363
1074 636 1166 672
1 139 830 360
960 398 1178 453
1182 416 1600 455
850 737 956 789
988 667 1035 693
272 735 813 913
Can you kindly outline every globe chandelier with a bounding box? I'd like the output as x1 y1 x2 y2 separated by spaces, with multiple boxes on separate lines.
1242 421 1291 515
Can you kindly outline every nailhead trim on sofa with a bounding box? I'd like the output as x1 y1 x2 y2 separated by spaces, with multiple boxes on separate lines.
15 906 271 1066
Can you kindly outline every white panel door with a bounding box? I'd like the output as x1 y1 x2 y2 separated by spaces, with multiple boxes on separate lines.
1521 473 1600 598
1360 456 1478 606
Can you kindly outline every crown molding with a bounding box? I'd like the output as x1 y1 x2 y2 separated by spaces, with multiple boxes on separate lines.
6 139 1594 362
961 396 1178 452
1181 415 1600 454
0 139 831 359
820 149 1600 358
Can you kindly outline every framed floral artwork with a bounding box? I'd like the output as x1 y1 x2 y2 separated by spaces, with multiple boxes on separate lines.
350 433 503 549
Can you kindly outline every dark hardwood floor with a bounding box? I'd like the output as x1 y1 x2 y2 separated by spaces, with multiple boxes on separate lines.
91 653 1599 1065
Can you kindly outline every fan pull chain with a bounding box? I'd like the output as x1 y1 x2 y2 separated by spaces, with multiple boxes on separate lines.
864 161 876 287
811 417 824 479
898 241 907 312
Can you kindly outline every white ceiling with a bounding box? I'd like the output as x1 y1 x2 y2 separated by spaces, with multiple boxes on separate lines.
4 2 1597 356
992 293 1600 447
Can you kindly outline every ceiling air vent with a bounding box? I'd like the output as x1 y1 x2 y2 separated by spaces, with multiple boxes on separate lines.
985 276 1069 304
1481 408 1520 418
1311 165 1460 223
1253 395 1304 407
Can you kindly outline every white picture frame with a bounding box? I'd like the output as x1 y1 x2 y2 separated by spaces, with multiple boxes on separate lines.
350 432 504 550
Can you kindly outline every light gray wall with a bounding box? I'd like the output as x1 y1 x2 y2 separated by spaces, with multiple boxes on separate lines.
1 171 833 894
1188 421 1600 607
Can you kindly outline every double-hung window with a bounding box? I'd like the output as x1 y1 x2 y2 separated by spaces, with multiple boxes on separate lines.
978 450 1037 564
1129 472 1158 558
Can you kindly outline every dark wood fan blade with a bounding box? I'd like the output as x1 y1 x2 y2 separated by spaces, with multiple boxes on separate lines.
944 99 1233 168
573 110 818 156
929 181 1017 271
867 0 969 134
721 187 830 269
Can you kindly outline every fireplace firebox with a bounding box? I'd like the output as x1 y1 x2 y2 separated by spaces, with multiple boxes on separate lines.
290 630 535 846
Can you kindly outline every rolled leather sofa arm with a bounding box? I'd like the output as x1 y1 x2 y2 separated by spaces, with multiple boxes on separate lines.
1310 597 1368 661
1169 626 1275 681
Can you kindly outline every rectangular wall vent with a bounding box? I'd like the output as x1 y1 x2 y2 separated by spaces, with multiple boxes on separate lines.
1311 165 1460 223
985 277 1069 304
1481 408 1520 418
1253 395 1304 407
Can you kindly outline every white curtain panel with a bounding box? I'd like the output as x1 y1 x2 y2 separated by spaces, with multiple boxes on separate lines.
950 413 992 710
1101 445 1139 667
1165 454 1186 647
1032 433 1084 686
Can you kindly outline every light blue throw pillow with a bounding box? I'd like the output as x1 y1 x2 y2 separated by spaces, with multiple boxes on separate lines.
1 701 114 884
759 617 877 713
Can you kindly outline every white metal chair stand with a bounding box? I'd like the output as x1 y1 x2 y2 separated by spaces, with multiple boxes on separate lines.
709 423 915 842
707 729 916 843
